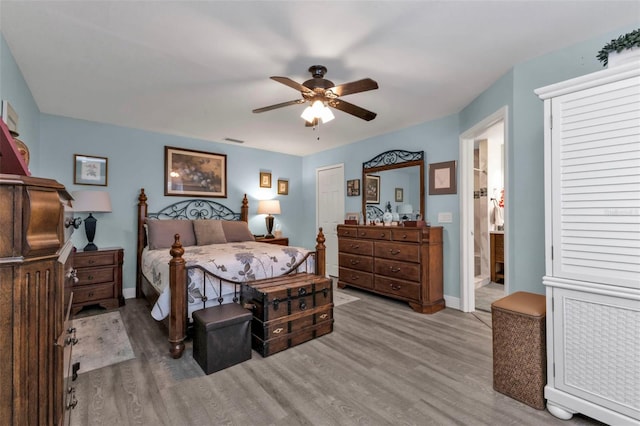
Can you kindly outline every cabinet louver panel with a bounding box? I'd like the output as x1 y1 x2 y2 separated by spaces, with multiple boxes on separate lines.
551 76 640 289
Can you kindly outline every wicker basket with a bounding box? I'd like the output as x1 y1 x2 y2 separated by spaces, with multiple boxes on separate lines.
491 291 546 410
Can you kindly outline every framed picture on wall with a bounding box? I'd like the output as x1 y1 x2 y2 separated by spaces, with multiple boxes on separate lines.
395 187 404 202
277 179 289 195
260 172 272 188
365 175 380 204
74 154 108 186
347 179 360 196
165 146 227 197
429 160 457 195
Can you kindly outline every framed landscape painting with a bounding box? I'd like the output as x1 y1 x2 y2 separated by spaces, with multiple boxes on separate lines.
165 146 227 197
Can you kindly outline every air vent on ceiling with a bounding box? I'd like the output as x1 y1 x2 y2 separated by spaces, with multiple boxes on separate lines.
223 137 244 144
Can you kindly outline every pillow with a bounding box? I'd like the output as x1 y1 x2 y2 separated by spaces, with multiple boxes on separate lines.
193 219 227 245
221 221 255 242
146 219 196 250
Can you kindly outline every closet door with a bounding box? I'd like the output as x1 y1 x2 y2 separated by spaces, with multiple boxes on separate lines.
549 75 640 289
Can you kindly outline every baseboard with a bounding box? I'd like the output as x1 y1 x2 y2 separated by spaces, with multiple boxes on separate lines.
444 295 460 310
123 287 136 299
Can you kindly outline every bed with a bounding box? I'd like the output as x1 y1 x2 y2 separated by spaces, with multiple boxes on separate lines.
135 188 326 358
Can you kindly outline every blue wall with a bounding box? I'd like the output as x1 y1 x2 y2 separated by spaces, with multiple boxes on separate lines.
2 23 638 300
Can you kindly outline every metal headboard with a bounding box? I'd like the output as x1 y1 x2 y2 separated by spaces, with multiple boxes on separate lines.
366 205 384 221
148 199 240 221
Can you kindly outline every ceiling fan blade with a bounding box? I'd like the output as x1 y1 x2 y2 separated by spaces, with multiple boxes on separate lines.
327 78 378 97
252 99 305 113
271 76 315 95
329 99 377 121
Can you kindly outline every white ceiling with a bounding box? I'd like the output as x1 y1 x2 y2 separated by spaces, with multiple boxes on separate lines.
1 1 638 156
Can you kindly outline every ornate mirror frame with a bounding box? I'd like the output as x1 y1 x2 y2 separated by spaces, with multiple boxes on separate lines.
361 149 425 222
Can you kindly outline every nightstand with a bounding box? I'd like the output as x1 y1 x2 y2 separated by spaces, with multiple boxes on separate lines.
72 247 124 315
255 237 288 246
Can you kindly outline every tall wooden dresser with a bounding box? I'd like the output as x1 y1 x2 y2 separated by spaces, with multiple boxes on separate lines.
0 174 76 425
337 224 444 313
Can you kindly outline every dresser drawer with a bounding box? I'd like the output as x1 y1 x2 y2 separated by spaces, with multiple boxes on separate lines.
339 253 374 272
356 227 391 240
391 228 422 243
374 258 420 282
338 238 373 256
75 266 115 286
339 267 373 289
73 251 117 268
337 225 359 238
374 241 420 263
374 276 420 301
72 283 114 304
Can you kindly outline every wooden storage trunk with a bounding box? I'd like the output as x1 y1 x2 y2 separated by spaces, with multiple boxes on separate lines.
243 273 334 357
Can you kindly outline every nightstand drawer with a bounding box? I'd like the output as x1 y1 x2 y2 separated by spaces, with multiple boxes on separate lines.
75 266 115 286
72 283 114 304
74 251 118 268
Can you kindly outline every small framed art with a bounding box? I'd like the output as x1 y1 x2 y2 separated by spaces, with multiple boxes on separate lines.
365 175 380 204
74 154 108 186
429 160 457 195
347 179 360 196
260 172 272 188
277 179 289 195
395 188 404 202
165 146 227 197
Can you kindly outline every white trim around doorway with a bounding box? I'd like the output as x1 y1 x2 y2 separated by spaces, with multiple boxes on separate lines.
459 106 509 312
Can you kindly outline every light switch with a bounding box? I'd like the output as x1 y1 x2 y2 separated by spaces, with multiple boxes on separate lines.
438 212 453 223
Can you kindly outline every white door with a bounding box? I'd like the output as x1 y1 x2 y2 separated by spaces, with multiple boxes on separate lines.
317 164 344 277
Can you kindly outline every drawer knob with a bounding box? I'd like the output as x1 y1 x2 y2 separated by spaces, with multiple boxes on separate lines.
88 259 95 265
298 287 307 296
350 244 360 249
350 259 359 265
299 299 307 310
379 233 386 238
390 284 402 291
389 249 401 255
401 234 408 239
350 275 359 281
389 267 401 273
87 275 94 280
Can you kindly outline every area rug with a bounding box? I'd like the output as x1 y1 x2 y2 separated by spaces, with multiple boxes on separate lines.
334 289 360 307
71 311 135 374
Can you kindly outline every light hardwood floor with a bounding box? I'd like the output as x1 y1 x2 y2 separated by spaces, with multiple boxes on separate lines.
69 288 604 426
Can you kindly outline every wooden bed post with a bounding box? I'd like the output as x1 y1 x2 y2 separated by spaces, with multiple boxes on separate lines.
136 188 148 298
315 227 326 277
240 194 249 222
168 234 187 359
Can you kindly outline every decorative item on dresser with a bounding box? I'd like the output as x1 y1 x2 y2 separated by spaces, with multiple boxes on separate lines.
0 174 78 425
536 58 640 424
337 224 444 314
72 247 124 315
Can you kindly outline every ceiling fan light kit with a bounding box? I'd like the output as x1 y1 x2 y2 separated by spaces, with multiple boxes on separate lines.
254 65 378 126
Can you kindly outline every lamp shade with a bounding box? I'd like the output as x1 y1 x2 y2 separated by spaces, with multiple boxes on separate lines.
71 190 112 213
257 199 281 215
397 204 413 215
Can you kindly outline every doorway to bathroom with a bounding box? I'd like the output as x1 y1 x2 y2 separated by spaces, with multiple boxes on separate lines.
459 106 508 313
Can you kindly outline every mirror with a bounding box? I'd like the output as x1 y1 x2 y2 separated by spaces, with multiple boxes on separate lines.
361 150 425 223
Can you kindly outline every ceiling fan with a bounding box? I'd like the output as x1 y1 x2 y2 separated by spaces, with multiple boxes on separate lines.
253 65 378 126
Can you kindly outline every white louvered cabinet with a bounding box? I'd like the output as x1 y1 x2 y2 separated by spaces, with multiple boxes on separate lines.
536 61 640 425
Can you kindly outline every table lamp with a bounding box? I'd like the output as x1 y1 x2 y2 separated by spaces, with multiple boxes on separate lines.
71 190 112 251
257 199 281 238
397 204 413 221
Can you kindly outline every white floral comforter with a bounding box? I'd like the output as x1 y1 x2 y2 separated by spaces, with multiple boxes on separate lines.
141 241 315 320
